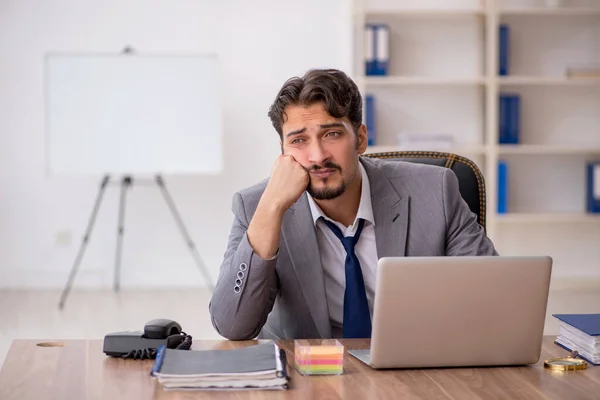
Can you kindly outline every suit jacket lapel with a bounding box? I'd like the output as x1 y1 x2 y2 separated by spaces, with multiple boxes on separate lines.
281 194 332 338
361 157 410 258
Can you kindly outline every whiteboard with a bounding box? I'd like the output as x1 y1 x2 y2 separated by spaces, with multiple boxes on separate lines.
45 53 222 175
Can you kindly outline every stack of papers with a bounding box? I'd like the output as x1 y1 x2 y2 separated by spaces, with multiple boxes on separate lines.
553 314 600 365
151 342 289 391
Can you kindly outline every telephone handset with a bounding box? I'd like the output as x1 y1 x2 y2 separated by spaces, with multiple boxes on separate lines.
103 318 192 360
143 318 182 339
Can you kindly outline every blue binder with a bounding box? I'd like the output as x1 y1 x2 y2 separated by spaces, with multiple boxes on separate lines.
499 94 520 144
365 24 389 76
587 162 600 213
499 24 510 76
498 161 508 214
553 314 600 365
499 95 509 144
365 95 376 146
508 95 520 144
554 314 600 336
365 25 376 76
374 24 389 76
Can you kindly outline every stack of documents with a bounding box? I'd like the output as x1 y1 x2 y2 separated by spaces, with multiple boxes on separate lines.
553 314 600 365
151 342 289 390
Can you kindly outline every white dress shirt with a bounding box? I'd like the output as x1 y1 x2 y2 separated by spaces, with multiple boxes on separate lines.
307 163 378 334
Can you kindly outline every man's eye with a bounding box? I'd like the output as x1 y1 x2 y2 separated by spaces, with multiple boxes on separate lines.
326 131 341 137
290 138 305 144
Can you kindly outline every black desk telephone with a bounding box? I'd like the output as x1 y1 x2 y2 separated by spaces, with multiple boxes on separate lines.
103 319 192 359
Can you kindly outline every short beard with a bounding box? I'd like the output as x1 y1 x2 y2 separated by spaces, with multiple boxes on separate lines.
307 181 347 200
305 161 347 200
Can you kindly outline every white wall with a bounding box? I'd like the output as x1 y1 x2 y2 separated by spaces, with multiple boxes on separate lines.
0 0 352 288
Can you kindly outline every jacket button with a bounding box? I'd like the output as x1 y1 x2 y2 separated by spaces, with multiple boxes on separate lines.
237 271 244 279
239 263 248 271
234 285 241 294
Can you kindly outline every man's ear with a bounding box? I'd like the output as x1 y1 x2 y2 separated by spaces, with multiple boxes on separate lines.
280 140 284 155
356 124 368 154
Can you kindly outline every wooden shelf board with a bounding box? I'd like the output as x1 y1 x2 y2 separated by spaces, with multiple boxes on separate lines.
498 145 600 155
365 9 485 17
498 76 600 86
362 76 486 86
365 145 486 155
499 8 600 16
495 213 600 223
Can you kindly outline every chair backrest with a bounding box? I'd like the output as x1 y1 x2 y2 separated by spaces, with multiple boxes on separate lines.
363 151 487 231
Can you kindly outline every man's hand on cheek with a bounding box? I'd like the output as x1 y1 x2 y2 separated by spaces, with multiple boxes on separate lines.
263 155 310 213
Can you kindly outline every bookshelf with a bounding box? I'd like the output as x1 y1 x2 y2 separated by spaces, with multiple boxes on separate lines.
352 0 600 284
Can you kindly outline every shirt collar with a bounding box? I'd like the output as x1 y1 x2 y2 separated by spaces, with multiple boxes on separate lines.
307 161 375 228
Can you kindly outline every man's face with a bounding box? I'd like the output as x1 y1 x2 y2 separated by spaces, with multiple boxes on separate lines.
280 102 368 200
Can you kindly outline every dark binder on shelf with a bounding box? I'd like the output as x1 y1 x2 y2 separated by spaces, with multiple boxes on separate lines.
365 24 375 76
499 95 509 144
366 94 375 146
508 95 520 144
498 161 508 214
499 24 509 76
499 94 520 144
587 162 600 213
553 314 600 365
150 342 289 391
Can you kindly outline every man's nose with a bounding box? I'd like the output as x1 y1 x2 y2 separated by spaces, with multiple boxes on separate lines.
308 141 330 165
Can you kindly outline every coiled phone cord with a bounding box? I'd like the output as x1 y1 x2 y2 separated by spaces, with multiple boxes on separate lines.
122 332 193 360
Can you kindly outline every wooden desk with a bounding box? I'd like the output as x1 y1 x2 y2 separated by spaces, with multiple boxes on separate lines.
0 336 598 400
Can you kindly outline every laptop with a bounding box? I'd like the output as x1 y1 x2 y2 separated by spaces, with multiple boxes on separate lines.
349 256 553 369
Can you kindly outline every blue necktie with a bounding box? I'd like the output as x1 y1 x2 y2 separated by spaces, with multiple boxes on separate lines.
321 217 372 338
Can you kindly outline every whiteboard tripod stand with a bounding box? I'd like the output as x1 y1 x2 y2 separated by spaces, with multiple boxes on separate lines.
58 174 214 309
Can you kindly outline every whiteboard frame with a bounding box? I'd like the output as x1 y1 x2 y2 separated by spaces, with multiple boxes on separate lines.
44 50 223 177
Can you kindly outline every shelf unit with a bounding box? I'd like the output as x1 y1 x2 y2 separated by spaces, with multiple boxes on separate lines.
352 0 600 281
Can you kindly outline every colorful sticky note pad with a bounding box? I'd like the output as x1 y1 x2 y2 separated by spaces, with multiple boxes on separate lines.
294 340 344 375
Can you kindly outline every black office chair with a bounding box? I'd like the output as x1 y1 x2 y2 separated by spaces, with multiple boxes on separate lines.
363 151 487 231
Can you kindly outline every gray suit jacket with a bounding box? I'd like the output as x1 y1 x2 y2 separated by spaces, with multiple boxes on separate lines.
209 157 498 340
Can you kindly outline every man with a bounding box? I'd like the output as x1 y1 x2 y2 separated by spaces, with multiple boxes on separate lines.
209 68 498 341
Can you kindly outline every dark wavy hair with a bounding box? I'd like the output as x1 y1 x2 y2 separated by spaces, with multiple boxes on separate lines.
268 69 363 139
